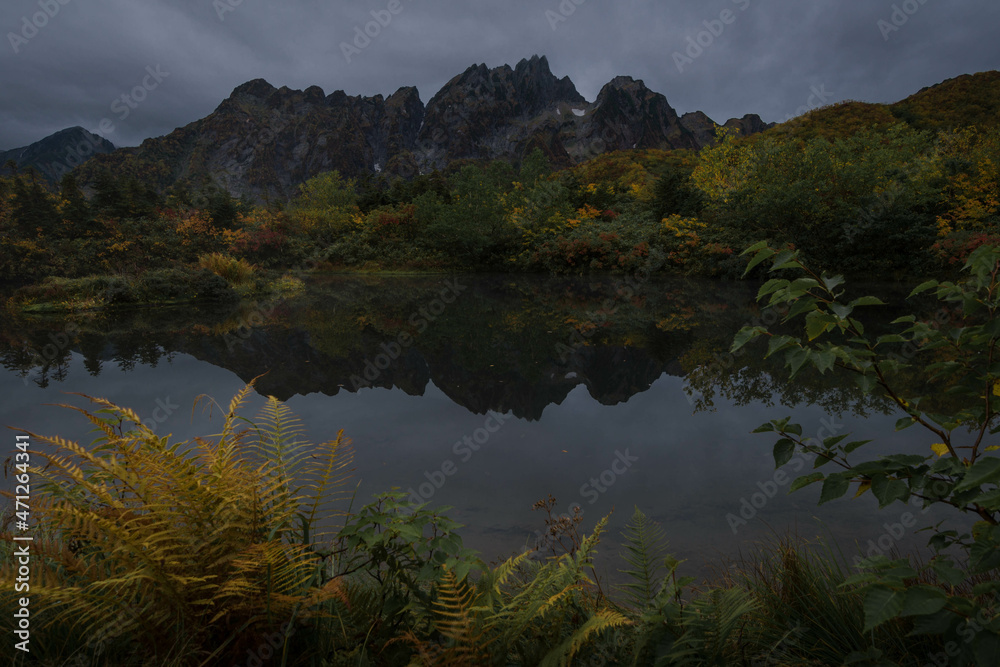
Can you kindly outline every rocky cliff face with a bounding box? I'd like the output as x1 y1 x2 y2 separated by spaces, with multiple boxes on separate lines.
75 55 770 201
570 76 702 157
413 55 587 169
1 126 115 182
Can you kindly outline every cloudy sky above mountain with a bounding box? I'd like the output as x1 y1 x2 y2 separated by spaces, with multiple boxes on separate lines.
1 0 997 149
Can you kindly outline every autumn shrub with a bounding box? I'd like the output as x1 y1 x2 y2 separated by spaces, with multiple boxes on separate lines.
515 211 667 274
933 231 1000 268
198 252 257 286
169 209 225 257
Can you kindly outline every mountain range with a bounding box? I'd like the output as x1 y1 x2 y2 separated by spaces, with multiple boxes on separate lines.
65 55 770 201
4 60 998 204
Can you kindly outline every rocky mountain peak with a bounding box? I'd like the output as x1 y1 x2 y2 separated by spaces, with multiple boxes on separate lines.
514 54 586 112
71 56 773 199
230 78 277 101
598 76 643 94
1 126 115 181
303 85 326 103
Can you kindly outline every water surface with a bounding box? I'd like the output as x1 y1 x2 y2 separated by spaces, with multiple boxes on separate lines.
0 274 953 578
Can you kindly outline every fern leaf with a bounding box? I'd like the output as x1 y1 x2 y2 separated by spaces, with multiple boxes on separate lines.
539 608 631 667
618 506 671 610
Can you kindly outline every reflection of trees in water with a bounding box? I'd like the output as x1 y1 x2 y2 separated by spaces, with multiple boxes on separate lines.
1 304 231 388
683 353 896 418
0 276 932 418
679 285 961 418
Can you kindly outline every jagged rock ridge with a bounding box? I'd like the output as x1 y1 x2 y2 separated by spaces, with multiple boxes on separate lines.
74 56 770 201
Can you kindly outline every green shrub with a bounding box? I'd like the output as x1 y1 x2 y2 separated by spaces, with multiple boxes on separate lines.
732 242 1000 664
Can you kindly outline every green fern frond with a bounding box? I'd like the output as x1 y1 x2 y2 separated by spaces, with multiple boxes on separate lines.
618 506 672 610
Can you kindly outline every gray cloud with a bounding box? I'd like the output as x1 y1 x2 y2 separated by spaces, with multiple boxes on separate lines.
1 0 997 149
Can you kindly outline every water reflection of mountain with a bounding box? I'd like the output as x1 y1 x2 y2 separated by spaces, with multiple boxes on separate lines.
1 275 918 419
176 329 684 420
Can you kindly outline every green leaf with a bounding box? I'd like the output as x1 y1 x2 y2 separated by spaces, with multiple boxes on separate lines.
909 280 939 297
813 349 836 374
731 326 766 353
805 311 835 341
767 335 798 358
850 296 886 308
863 586 904 632
821 275 845 292
741 240 770 257
871 475 910 508
790 472 824 492
785 297 820 320
773 439 796 468
855 375 878 393
895 417 917 431
396 524 423 543
819 475 850 505
829 303 854 319
757 278 787 300
899 586 948 617
909 609 959 636
771 249 797 271
744 247 776 276
787 348 811 378
789 277 819 292
844 439 872 454
954 458 1000 492
876 334 908 346
970 488 1000 511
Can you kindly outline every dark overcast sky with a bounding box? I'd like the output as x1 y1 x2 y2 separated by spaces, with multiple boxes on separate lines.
1 0 997 149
